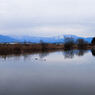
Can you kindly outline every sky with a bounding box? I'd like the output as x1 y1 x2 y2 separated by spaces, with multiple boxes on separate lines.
0 0 95 37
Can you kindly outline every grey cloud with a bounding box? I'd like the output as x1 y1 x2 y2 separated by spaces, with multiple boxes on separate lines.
0 0 95 37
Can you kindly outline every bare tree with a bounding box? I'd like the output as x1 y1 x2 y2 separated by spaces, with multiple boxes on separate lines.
64 37 75 50
40 40 48 51
76 39 88 49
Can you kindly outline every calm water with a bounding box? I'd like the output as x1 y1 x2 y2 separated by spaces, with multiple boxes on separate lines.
0 50 95 95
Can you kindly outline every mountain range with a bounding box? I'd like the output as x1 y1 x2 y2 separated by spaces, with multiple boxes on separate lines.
0 35 93 43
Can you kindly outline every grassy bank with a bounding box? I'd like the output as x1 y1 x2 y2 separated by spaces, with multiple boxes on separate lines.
0 43 94 55
0 43 64 55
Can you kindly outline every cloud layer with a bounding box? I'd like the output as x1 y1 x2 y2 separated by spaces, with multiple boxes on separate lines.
0 0 95 37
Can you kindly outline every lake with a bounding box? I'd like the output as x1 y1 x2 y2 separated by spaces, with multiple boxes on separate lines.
0 50 95 95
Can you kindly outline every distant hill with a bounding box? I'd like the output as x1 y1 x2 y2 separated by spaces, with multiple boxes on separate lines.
0 35 93 43
0 35 17 43
15 36 64 43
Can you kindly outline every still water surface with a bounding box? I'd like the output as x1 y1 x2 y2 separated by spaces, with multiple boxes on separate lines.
0 50 95 95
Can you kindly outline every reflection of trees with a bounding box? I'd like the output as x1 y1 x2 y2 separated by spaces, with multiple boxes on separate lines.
23 54 30 60
91 49 95 56
0 55 7 60
76 50 88 56
63 50 88 59
39 52 49 59
63 50 74 59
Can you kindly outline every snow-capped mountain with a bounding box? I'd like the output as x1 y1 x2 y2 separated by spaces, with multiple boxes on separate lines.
0 35 17 43
0 35 93 43
14 36 64 43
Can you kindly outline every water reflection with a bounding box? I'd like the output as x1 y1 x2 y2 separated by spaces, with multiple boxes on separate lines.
76 50 88 56
63 50 88 59
63 50 74 58
0 49 95 60
39 52 49 59
91 49 95 56
0 50 95 95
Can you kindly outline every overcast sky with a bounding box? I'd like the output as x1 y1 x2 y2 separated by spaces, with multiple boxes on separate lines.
0 0 95 37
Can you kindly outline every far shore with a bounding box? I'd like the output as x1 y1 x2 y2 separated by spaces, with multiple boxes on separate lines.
0 43 95 55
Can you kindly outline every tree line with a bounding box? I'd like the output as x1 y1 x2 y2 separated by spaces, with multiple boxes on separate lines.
64 37 95 50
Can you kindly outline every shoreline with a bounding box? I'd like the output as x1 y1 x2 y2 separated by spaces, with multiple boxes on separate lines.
0 43 94 55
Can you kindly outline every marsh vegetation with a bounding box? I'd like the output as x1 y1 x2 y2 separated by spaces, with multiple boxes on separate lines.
0 37 94 55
